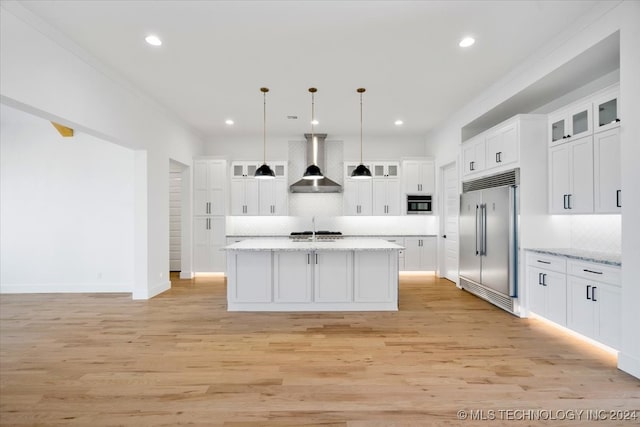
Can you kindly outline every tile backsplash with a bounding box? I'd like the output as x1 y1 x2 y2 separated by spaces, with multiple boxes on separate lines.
570 215 621 253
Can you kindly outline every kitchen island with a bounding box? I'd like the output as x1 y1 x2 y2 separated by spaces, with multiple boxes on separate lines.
224 238 402 311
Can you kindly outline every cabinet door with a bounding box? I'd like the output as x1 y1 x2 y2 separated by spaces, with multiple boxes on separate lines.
420 161 435 194
568 136 594 213
568 102 592 141
193 217 213 272
419 237 437 270
230 252 272 302
244 179 259 215
314 252 353 302
274 252 312 303
549 111 567 146
258 179 275 215
403 162 421 193
548 144 570 214
385 179 401 215
230 179 245 215
594 129 621 213
354 251 394 302
490 123 517 168
528 267 547 317
210 216 226 271
593 283 621 348
403 238 421 271
462 141 481 175
208 161 226 190
357 180 372 215
372 180 387 215
272 179 288 216
343 180 359 216
594 87 620 133
544 270 567 326
567 276 595 338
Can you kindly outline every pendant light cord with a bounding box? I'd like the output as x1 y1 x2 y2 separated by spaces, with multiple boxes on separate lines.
360 91 363 163
309 88 318 166
263 90 267 164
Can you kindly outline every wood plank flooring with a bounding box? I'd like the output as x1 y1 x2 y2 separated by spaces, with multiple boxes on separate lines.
1 273 638 426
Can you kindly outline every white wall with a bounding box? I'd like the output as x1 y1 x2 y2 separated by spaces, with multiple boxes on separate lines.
426 1 640 378
206 135 427 162
0 4 204 298
1 105 135 292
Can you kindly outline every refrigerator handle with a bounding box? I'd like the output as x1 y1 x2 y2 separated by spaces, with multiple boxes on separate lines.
481 203 487 256
475 204 480 256
508 185 518 298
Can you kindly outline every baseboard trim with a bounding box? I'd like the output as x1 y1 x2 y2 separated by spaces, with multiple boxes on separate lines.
147 280 171 299
179 271 194 280
0 282 131 294
618 352 640 379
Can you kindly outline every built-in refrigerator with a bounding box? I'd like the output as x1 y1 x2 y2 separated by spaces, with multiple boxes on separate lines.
459 169 519 314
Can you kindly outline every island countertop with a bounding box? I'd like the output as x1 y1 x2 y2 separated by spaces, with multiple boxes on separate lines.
225 238 404 251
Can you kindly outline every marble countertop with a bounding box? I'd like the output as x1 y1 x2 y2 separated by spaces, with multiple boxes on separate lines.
225 238 404 251
525 248 621 266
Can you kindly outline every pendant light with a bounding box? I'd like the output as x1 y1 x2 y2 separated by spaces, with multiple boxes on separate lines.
255 87 275 179
302 87 324 180
351 88 372 179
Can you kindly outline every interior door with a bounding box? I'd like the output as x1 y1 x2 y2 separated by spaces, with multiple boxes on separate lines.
442 163 458 283
480 186 512 296
459 190 481 283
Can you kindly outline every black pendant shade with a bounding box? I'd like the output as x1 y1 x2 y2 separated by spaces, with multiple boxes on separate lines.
255 87 275 180
351 87 372 179
255 163 275 179
303 164 324 180
351 163 372 179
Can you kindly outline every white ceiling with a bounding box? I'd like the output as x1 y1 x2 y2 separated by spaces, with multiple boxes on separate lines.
18 0 604 140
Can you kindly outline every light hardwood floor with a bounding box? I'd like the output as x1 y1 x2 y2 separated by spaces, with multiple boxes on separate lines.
1 273 638 426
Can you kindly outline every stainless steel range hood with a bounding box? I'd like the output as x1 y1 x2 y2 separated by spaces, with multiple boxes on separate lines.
290 133 342 193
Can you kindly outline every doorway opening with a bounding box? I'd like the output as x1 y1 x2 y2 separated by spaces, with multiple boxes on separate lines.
440 161 459 285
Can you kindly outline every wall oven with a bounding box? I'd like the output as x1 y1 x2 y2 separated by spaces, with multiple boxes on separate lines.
407 194 433 214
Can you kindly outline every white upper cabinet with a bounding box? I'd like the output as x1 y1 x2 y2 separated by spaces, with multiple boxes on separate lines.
372 179 401 215
343 179 372 216
594 128 621 213
462 136 486 176
548 136 594 214
546 83 621 215
548 101 592 146
231 161 287 216
485 122 518 169
194 159 226 216
593 85 620 134
402 160 434 194
372 162 399 178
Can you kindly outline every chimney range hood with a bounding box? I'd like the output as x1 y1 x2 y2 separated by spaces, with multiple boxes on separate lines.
290 134 342 193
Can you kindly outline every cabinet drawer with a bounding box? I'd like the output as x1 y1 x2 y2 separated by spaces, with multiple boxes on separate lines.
526 253 566 273
567 260 620 286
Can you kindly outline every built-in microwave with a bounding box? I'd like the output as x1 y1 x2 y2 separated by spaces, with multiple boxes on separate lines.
407 194 433 214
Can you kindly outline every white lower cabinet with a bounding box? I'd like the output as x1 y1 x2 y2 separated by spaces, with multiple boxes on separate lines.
274 252 312 303
526 252 621 350
526 254 567 326
314 252 353 302
355 251 396 302
567 264 621 349
403 237 436 271
193 216 226 272
229 251 272 302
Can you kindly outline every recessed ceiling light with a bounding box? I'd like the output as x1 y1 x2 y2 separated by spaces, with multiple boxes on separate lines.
394 120 404 126
459 37 475 48
145 35 162 46
311 119 319 125
225 119 234 125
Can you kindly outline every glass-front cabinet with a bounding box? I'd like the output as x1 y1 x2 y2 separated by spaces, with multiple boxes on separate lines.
593 85 620 134
548 101 592 146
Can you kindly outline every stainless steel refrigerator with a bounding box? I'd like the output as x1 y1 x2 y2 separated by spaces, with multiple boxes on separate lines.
459 169 519 314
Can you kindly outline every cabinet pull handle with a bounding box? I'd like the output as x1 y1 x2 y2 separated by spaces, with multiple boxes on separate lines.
567 194 572 209
615 118 620 122
586 285 591 300
537 260 551 264
542 274 547 286
307 254 310 264
616 190 621 208
470 161 475 171
583 269 603 275
315 254 318 264
563 194 568 209
538 272 542 285
592 286 597 302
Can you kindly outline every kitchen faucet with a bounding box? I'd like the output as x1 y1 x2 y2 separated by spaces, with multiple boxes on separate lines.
312 216 316 241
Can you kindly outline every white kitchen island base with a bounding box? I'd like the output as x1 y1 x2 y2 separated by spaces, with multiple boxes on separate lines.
225 239 401 311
